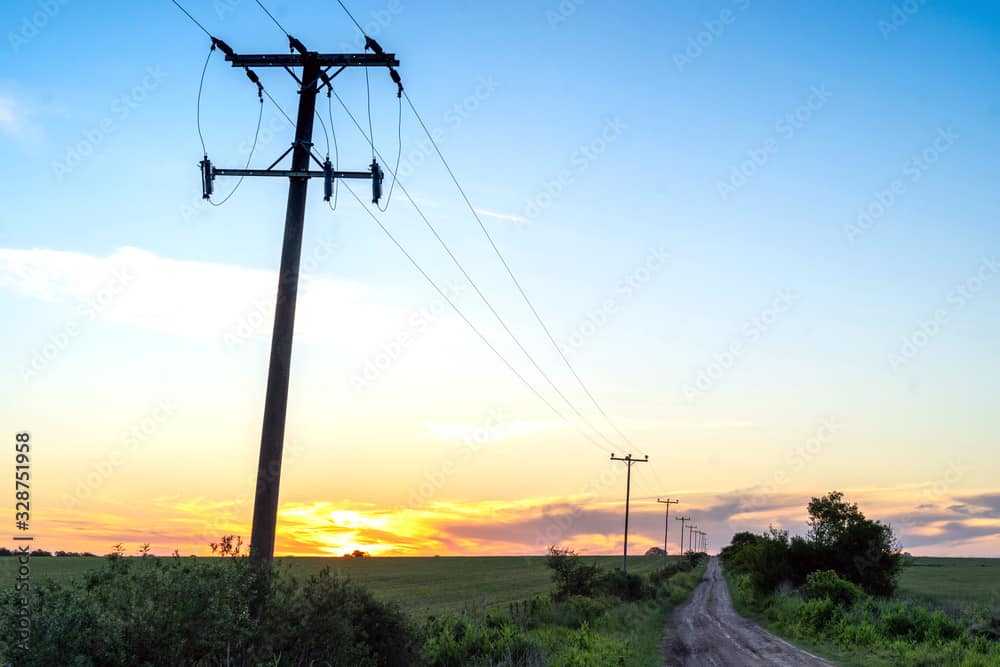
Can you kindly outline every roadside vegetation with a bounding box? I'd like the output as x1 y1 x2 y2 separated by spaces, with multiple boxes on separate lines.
0 543 706 666
721 491 1000 667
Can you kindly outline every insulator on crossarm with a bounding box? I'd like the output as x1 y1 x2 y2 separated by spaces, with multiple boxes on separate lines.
364 36 385 56
200 156 214 199
211 38 236 58
389 67 403 98
371 159 384 204
323 159 334 202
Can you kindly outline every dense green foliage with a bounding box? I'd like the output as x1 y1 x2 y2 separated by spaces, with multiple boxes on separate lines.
726 568 1000 666
0 553 672 615
419 548 707 666
720 491 902 596
0 548 707 666
0 554 420 666
719 492 1000 666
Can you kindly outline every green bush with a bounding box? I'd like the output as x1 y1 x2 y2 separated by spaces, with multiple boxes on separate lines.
795 597 844 635
599 569 648 601
552 595 615 628
877 602 963 643
0 555 421 666
801 570 863 607
545 547 601 601
421 613 544 667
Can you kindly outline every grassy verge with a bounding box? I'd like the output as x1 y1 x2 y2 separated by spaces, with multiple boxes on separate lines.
721 562 1000 667
421 556 708 666
0 552 708 665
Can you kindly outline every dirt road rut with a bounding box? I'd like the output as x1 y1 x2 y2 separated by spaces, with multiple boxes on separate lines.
662 558 835 666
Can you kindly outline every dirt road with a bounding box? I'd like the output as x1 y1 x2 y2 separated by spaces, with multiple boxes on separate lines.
662 558 835 667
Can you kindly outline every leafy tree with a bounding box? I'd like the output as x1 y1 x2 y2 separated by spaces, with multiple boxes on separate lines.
807 491 901 595
545 546 601 600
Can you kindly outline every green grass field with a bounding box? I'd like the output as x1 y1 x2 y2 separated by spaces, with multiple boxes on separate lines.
4 554 669 616
898 556 1000 609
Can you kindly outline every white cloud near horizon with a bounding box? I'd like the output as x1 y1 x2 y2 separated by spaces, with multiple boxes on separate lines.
0 245 418 346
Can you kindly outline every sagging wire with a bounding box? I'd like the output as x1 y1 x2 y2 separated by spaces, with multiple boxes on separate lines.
375 94 401 212
195 37 267 206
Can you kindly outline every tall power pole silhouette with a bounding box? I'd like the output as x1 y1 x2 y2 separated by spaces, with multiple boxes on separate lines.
656 497 679 555
675 516 690 554
687 525 698 554
610 453 648 574
199 37 399 566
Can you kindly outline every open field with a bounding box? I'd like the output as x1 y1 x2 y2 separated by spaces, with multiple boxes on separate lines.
898 557 1000 608
1 554 669 616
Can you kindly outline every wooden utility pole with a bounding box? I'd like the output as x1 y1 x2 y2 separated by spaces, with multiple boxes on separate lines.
200 39 399 567
687 525 698 554
610 453 648 574
656 497 679 555
675 516 690 554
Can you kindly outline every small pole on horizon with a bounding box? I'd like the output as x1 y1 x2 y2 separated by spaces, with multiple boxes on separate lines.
687 525 697 554
610 453 649 574
676 516 690 554
656 497 679 555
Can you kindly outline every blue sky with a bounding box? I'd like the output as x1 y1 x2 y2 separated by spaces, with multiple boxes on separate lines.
0 1 998 556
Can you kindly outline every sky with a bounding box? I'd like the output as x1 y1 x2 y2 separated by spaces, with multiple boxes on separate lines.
0 1 998 558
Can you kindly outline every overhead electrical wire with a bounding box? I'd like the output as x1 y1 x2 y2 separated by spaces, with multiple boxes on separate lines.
195 40 265 207
196 44 214 155
176 0 632 461
340 180 611 455
254 0 292 37
401 91 647 458
333 0 366 36
170 0 212 37
209 99 264 207
326 93 340 210
330 88 623 453
323 0 652 468
375 95 401 212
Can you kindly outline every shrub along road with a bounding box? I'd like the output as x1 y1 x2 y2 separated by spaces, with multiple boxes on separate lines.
662 558 835 666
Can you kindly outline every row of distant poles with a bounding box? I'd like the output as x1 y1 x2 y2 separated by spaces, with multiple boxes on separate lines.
610 454 707 574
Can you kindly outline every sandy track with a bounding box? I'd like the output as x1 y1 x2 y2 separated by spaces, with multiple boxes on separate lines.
662 558 835 667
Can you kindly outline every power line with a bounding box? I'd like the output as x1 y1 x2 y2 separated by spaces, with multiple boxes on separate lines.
261 87 295 128
254 0 291 36
330 88 624 454
325 94 341 209
169 0 212 38
656 497 679 555
364 68 375 161
402 91 642 457
610 453 648 574
340 181 612 455
333 0 366 37
192 32 265 207
209 97 264 207
376 95 401 212
196 44 214 155
325 0 668 495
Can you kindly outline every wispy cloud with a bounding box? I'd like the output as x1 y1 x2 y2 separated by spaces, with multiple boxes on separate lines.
474 208 529 224
0 94 43 142
29 485 1000 557
423 419 564 443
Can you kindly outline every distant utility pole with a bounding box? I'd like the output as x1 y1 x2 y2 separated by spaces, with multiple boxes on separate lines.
199 38 399 567
687 525 698 554
656 497 679 555
610 453 648 574
675 516 690 554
